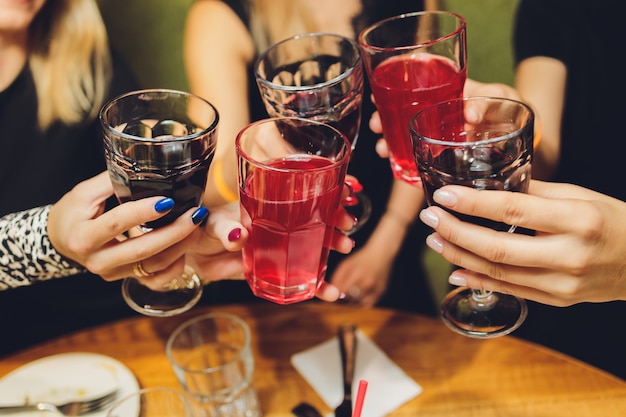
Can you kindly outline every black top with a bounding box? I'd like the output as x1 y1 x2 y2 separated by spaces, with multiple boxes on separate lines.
512 0 626 379
0 56 139 357
514 0 625 200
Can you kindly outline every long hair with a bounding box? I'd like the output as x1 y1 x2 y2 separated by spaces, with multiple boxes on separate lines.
28 0 112 130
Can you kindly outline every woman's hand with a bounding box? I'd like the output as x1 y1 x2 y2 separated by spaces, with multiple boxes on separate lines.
48 172 208 289
188 185 358 302
418 180 626 306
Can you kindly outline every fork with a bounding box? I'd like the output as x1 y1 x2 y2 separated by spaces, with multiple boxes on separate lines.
334 324 357 417
0 389 119 416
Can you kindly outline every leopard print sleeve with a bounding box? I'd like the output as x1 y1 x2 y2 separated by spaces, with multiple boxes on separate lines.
0 206 87 290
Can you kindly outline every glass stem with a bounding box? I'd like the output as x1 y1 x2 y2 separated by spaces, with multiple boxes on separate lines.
470 289 497 311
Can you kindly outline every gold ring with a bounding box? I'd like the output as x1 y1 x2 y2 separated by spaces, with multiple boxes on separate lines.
133 261 154 278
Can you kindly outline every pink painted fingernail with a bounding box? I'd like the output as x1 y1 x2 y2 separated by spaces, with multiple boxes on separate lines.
426 234 443 253
433 189 457 207
228 228 242 242
449 272 467 286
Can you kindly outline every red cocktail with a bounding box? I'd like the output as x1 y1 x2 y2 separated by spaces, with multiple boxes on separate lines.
359 11 467 186
236 118 351 304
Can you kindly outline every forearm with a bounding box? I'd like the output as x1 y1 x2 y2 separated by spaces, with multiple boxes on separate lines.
0 206 86 290
365 180 424 257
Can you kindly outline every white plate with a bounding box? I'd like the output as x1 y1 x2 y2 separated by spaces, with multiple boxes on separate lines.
0 352 139 417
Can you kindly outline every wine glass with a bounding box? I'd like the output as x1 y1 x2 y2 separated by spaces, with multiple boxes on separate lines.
410 96 534 338
100 89 219 317
359 11 467 187
254 32 370 235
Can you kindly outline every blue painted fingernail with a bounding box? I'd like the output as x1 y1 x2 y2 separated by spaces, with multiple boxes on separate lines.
154 198 175 213
191 206 210 225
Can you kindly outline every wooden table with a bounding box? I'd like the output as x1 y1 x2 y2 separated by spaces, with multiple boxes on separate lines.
1 302 626 416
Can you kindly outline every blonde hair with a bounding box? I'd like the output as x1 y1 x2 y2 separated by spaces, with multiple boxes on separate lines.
248 0 317 52
29 0 112 131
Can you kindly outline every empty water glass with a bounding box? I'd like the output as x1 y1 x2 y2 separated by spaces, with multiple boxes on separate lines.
166 312 262 417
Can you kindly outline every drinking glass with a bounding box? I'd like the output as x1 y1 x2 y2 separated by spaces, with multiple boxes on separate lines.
166 312 262 417
106 387 195 417
410 96 534 338
254 32 370 235
236 117 351 304
359 11 467 186
100 89 219 317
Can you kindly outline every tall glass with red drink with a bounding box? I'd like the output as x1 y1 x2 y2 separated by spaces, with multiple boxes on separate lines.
358 11 467 186
236 117 351 304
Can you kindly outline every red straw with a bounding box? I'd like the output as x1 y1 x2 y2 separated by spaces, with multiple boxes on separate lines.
352 379 369 417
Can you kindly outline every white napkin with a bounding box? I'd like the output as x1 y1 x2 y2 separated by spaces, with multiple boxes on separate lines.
291 330 422 417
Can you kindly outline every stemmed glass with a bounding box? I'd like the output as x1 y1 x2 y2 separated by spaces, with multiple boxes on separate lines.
359 11 467 187
100 89 219 317
410 96 534 338
254 32 370 235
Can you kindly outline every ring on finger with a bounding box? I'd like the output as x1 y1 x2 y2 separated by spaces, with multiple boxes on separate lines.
133 260 154 278
348 286 361 300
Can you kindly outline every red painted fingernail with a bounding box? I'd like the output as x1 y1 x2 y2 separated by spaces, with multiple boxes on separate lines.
228 228 242 242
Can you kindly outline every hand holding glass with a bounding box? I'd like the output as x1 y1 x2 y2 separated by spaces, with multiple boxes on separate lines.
100 89 218 317
410 96 534 338
236 117 351 304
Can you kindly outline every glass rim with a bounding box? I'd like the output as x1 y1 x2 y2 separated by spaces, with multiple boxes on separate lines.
254 32 362 93
410 96 535 147
235 116 352 172
358 10 466 53
165 312 251 375
99 88 219 143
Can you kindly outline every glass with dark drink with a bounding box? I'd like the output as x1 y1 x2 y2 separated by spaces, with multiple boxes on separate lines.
410 96 534 338
255 32 370 235
100 89 219 317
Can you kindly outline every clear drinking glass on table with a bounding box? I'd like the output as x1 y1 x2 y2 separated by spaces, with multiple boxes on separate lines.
166 312 262 417
254 32 370 235
410 96 535 338
100 89 219 317
358 11 467 187
236 117 351 304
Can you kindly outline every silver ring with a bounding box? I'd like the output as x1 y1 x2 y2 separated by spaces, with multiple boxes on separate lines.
348 286 361 300
133 261 154 278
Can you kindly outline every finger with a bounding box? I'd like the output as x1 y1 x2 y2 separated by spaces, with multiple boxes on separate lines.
432 184 600 235
330 230 354 254
76 196 179 249
369 111 382 134
448 269 582 307
83 207 207 274
188 251 244 283
334 203 357 233
375 138 389 158
131 256 188 290
205 201 248 252
528 180 613 202
316 281 343 302
422 207 585 272
70 171 115 204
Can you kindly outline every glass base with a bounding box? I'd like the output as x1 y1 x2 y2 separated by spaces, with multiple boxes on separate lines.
441 286 528 339
122 265 203 317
